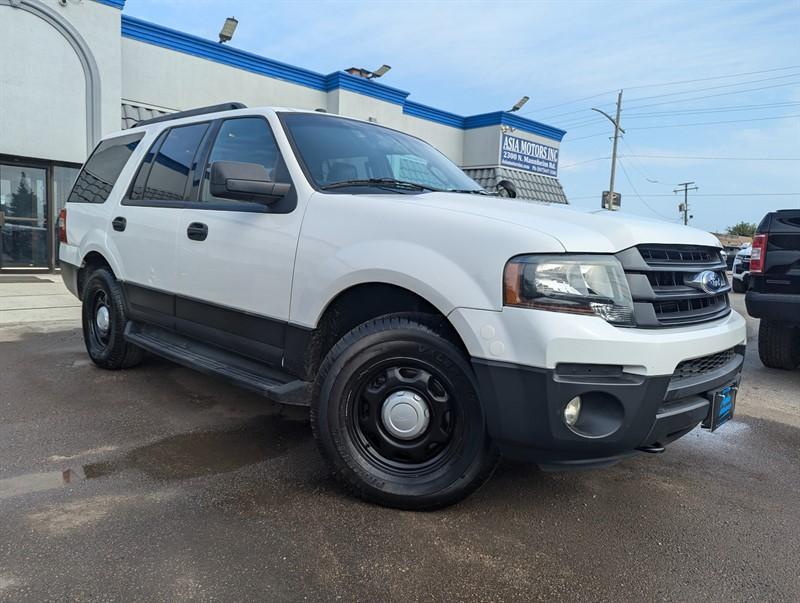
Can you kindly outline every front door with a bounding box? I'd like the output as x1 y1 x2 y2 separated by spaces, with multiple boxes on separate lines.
0 164 48 269
174 116 303 365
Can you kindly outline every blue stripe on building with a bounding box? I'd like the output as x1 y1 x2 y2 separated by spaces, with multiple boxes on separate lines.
119 15 565 141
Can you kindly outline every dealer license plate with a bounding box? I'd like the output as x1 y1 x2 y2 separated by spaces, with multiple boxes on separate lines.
702 381 738 432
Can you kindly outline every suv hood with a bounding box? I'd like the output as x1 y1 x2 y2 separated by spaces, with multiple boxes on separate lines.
409 193 721 253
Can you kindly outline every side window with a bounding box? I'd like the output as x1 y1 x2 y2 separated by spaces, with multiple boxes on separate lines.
129 131 164 201
201 117 287 202
67 133 143 203
135 123 208 202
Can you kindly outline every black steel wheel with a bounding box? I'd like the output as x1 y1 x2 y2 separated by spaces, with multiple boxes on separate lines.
311 314 499 510
81 267 144 370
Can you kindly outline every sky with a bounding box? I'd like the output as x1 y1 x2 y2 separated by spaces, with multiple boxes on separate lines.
123 0 800 232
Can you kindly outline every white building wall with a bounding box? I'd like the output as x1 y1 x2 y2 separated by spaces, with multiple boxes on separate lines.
402 116 465 166
0 1 561 175
121 38 328 115
0 0 121 162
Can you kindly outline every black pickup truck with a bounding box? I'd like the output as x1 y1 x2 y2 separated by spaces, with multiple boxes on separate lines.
745 209 800 369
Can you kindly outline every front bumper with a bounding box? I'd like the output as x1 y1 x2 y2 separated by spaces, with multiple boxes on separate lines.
472 345 744 467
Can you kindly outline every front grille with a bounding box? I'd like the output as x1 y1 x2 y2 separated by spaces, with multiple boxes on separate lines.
639 245 717 265
672 348 736 382
618 244 731 327
653 293 728 324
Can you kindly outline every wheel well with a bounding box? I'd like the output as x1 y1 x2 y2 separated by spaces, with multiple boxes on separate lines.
295 283 467 381
77 251 113 299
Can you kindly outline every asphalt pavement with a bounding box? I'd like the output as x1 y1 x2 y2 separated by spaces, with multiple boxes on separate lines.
0 291 798 602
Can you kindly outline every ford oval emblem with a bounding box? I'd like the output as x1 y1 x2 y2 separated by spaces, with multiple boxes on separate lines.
686 270 728 294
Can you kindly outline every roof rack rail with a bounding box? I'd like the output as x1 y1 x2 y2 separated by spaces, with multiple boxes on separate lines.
136 102 247 127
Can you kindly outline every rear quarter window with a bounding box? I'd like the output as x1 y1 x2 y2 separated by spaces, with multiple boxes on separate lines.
67 133 144 204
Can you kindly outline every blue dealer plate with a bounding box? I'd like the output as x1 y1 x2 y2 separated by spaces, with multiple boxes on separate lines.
702 382 738 432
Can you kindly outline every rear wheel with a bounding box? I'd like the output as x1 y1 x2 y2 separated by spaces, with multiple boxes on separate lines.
732 278 746 293
311 314 499 510
81 267 144 370
758 320 800 370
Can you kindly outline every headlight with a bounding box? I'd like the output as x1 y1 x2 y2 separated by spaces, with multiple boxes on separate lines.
503 254 635 326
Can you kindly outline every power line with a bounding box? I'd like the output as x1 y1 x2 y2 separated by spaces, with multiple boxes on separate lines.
533 79 800 122
568 192 800 199
522 64 800 114
565 113 800 140
560 156 610 169
624 101 800 117
617 159 679 221
559 101 800 128
616 72 800 106
594 81 800 114
556 100 800 129
619 138 669 185
620 154 800 161
626 113 800 130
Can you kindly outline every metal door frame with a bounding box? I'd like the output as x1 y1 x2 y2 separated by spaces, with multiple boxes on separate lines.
0 154 80 273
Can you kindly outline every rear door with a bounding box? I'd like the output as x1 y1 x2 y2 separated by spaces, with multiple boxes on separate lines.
112 122 210 328
765 210 800 294
173 115 302 364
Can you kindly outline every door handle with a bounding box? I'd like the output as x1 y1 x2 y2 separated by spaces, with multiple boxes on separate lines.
112 216 126 232
187 222 208 241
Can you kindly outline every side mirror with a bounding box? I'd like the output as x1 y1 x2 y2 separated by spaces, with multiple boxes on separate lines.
209 161 291 205
497 179 517 198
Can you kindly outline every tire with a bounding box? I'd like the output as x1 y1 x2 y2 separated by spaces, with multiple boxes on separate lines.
81 267 144 370
732 278 746 293
758 320 800 370
311 314 500 510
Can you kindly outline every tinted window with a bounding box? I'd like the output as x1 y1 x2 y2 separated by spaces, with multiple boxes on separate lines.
281 112 481 193
138 123 208 201
201 117 286 202
129 130 165 201
67 133 143 203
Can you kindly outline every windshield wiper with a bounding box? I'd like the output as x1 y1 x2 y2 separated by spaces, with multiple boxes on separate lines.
320 178 441 192
444 189 491 195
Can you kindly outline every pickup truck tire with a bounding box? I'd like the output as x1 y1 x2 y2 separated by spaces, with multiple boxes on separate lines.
311 314 500 510
81 268 144 370
757 320 800 370
732 278 747 293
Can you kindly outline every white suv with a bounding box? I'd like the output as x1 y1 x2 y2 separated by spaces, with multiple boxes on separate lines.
60 104 747 509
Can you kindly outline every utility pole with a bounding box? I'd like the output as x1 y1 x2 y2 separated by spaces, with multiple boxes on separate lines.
592 90 624 211
674 181 698 225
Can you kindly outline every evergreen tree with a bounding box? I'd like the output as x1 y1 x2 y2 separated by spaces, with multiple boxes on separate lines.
8 172 36 218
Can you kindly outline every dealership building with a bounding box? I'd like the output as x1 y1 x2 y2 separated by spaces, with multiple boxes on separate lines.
0 0 567 272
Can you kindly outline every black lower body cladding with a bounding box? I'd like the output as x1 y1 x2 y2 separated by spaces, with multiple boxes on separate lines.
472 346 745 467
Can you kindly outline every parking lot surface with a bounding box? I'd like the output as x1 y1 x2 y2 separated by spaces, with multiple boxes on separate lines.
1 291 798 602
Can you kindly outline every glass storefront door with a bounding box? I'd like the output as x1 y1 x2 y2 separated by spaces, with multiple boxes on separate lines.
0 164 48 269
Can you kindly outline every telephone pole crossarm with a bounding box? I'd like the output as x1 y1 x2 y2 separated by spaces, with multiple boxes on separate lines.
674 181 699 225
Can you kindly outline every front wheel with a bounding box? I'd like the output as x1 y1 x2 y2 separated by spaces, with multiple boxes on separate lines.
311 315 499 510
732 278 746 293
81 267 144 370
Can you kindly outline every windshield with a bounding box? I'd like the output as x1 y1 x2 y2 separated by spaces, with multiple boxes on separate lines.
280 112 483 193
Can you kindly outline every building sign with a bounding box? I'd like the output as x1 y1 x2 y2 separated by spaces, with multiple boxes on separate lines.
500 133 559 177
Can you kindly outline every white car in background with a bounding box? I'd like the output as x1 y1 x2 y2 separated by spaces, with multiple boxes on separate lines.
732 245 752 293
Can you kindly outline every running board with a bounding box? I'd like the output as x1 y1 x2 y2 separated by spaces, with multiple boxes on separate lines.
124 323 311 406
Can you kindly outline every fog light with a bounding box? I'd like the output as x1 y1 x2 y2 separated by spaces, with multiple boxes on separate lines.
564 396 582 426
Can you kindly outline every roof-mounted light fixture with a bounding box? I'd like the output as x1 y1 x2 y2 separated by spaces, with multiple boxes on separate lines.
218 17 238 44
345 64 392 80
509 96 529 112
